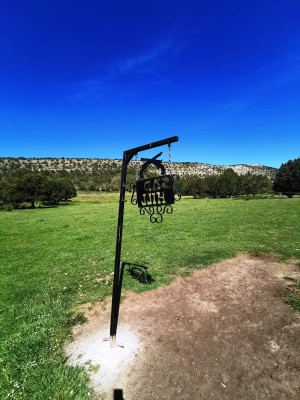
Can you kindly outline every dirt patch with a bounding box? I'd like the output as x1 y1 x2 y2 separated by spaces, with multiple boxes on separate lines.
65 254 300 399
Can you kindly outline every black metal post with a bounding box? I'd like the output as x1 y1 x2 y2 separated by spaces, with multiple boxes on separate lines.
109 136 178 342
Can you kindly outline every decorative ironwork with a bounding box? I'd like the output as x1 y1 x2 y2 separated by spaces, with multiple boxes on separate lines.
131 151 181 223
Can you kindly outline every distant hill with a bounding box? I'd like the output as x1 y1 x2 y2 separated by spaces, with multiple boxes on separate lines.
170 161 276 179
0 157 277 191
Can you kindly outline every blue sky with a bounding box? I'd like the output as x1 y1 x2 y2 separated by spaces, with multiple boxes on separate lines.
0 1 300 167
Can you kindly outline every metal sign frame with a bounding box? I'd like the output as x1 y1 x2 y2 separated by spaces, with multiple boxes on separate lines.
109 136 179 343
130 152 180 223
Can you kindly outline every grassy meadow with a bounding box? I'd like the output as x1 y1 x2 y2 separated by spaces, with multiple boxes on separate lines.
1 193 300 399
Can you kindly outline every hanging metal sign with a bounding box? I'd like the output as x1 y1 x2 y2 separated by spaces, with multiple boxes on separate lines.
131 151 181 223
109 136 179 343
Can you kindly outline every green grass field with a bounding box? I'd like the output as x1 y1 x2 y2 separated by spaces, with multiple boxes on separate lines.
1 194 300 399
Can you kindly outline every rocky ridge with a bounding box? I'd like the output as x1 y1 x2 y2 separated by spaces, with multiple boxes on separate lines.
0 157 277 179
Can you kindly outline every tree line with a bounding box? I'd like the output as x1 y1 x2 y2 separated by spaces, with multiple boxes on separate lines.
177 158 300 198
177 169 272 197
0 172 77 209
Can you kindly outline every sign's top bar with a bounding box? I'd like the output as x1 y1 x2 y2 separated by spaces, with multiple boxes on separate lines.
124 136 179 158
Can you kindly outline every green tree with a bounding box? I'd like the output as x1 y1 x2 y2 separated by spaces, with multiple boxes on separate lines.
177 176 189 195
205 175 219 197
6 172 44 208
41 177 77 204
0 179 5 203
239 173 254 196
273 158 300 197
217 169 239 197
251 174 272 196
190 176 208 198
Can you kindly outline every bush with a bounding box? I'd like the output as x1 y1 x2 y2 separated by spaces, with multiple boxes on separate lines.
1 172 77 209
2 204 13 211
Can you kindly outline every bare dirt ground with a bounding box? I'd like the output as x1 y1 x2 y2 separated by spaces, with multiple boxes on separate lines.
66 254 300 400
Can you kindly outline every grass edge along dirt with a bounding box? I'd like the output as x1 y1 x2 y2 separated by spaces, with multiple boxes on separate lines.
0 194 300 399
285 277 300 312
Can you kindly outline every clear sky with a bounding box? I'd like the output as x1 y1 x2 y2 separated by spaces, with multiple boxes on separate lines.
1 1 299 167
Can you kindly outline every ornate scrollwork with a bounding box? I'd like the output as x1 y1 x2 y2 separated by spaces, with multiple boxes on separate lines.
139 204 173 223
130 183 138 205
